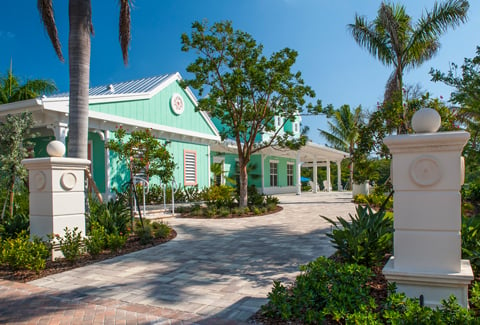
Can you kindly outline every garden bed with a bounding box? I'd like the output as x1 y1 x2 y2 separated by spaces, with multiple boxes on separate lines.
0 229 176 283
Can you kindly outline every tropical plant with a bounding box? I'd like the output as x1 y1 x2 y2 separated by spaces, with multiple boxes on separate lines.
0 68 56 104
0 112 35 217
321 205 393 266
319 104 363 190
431 47 480 182
87 194 130 236
349 0 469 134
181 20 320 207
37 0 132 158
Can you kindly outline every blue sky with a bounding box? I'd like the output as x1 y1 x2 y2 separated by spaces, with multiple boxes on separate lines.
1 1 479 144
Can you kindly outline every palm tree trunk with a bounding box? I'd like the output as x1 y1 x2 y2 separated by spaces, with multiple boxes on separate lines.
68 0 92 159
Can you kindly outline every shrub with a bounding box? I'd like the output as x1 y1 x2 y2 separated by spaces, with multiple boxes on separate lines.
231 207 242 215
0 211 29 238
262 257 375 323
57 227 84 262
134 219 153 245
470 281 480 313
265 195 280 206
247 185 265 207
0 231 49 272
218 207 231 218
252 207 261 215
353 194 369 204
85 222 106 257
203 206 217 218
202 185 235 208
106 232 128 252
266 203 277 212
321 205 393 266
151 221 171 239
461 215 480 273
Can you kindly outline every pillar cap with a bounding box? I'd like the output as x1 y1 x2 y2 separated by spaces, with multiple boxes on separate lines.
412 108 441 133
47 140 66 157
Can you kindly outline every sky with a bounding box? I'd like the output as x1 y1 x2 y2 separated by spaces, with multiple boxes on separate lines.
1 0 479 145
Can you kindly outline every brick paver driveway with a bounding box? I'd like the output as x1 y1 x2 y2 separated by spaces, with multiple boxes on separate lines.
0 192 355 324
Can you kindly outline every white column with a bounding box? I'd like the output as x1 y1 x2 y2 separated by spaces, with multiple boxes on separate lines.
313 160 318 193
296 152 301 195
104 130 111 200
48 122 69 144
336 161 342 191
261 154 265 194
207 145 211 188
326 160 331 192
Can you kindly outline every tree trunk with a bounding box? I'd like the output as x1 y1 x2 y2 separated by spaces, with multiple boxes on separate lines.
238 161 249 208
68 0 92 159
8 178 14 216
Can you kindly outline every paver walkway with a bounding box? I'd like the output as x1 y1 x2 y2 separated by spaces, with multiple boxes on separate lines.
0 192 356 324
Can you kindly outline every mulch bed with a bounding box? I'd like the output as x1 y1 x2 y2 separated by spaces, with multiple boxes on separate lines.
177 205 283 219
0 230 177 283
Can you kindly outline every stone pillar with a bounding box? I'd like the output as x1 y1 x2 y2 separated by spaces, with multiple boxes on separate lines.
382 108 473 308
22 141 90 259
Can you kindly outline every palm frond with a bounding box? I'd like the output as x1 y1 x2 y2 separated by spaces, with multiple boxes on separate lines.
37 0 63 61
119 0 132 64
409 0 468 54
348 15 393 66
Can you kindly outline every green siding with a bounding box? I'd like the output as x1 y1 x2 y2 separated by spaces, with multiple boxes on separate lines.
109 139 210 191
88 132 106 193
264 156 296 187
89 81 217 137
30 136 55 158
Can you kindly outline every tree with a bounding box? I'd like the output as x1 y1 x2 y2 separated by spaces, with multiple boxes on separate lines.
106 127 175 223
431 46 480 181
37 0 132 159
319 105 363 190
0 112 34 218
349 0 469 134
0 69 57 104
181 20 318 207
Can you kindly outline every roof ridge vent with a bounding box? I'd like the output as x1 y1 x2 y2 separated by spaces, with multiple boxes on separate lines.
107 84 115 93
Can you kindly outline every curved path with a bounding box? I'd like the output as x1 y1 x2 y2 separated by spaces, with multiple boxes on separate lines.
0 192 355 325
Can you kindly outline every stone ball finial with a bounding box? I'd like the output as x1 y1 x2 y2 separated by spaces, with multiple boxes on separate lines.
411 107 441 133
46 140 66 157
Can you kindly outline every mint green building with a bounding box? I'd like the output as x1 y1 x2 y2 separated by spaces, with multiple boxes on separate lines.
0 73 347 197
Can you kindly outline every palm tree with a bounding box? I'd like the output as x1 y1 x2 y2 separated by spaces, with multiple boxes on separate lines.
319 105 363 190
37 0 132 159
0 69 57 104
349 0 469 133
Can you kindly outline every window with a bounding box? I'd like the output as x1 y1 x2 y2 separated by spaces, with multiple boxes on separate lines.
293 122 299 133
184 150 197 185
276 116 282 128
287 163 294 186
270 161 278 187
